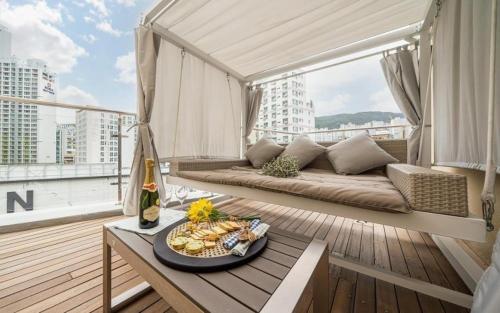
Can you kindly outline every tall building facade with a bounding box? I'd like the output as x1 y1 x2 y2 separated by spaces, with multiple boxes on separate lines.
254 73 315 143
56 124 76 164
0 24 57 164
76 111 136 166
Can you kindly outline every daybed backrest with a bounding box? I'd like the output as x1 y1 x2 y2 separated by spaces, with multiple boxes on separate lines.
247 139 407 171
308 139 407 171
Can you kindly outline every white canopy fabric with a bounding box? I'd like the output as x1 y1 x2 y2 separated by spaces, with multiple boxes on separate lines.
147 0 431 79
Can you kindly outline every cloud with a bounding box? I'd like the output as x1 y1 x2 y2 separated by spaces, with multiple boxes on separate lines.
0 1 87 73
369 89 400 112
96 20 122 37
84 15 95 23
82 34 97 44
115 51 136 84
116 0 136 7
313 94 352 117
59 85 99 105
85 0 108 17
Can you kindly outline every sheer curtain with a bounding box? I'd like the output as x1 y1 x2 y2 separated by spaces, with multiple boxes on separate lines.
434 0 500 173
151 39 243 160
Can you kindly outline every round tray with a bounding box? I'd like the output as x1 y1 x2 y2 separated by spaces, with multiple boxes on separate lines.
153 219 267 272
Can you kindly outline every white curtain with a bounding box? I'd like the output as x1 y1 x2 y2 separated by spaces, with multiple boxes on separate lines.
380 50 422 165
151 39 243 159
434 0 500 173
123 26 166 216
245 87 263 144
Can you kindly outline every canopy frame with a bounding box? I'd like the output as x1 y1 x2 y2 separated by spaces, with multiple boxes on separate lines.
143 0 427 83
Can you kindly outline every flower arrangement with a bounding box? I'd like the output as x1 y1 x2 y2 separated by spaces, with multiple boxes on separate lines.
186 198 260 223
262 155 300 178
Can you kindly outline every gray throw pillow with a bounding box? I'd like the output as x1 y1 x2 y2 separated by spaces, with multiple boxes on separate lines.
327 132 399 175
281 135 326 169
245 137 285 168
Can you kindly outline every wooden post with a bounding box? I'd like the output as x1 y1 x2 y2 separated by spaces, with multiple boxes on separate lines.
313 246 329 313
103 227 112 313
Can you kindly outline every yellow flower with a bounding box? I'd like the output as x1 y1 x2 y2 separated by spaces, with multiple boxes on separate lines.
186 198 213 223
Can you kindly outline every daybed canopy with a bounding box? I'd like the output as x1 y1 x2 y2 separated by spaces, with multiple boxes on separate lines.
125 0 497 237
125 0 435 215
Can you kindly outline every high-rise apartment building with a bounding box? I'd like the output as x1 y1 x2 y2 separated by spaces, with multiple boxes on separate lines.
56 124 76 164
0 24 57 164
76 111 137 166
254 73 315 143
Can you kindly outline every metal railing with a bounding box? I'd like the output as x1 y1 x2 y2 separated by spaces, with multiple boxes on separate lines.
253 124 410 142
0 95 136 202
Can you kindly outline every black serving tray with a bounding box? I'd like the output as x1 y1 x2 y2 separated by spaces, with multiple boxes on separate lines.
153 219 267 272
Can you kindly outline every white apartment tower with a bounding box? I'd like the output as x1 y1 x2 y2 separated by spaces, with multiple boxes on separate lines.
76 111 137 166
56 123 76 164
0 24 57 164
254 73 315 143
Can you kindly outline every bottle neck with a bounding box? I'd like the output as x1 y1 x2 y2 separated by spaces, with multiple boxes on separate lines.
144 159 155 185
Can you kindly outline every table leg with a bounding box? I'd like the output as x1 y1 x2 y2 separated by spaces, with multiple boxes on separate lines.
313 247 329 313
103 227 112 313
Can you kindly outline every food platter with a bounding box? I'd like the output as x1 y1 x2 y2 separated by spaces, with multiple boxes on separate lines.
153 218 268 272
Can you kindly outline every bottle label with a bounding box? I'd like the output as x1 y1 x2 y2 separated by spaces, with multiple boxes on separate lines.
143 205 159 222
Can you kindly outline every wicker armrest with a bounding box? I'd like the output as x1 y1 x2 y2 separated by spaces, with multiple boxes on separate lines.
169 158 250 176
387 164 468 217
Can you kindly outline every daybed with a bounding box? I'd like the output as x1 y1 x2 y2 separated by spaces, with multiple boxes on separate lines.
169 139 469 218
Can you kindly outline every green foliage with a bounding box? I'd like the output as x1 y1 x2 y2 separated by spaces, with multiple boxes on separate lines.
262 155 300 178
315 111 404 129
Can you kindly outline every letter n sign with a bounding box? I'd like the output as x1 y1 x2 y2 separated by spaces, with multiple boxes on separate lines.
7 191 34 213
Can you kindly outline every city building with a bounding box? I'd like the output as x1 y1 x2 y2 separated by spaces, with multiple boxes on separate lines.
56 123 76 164
0 24 57 164
254 73 315 143
76 111 136 166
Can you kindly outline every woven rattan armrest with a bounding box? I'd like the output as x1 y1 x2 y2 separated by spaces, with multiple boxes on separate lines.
387 164 468 217
168 158 250 176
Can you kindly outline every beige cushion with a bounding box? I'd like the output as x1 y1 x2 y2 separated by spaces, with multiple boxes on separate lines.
176 167 410 213
281 135 326 169
245 137 285 168
327 132 399 175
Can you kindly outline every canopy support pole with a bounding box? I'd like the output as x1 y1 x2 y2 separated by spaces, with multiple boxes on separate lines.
481 0 498 231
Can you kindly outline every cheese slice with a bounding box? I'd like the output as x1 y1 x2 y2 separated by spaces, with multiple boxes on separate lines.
212 226 227 235
204 241 216 249
218 222 234 231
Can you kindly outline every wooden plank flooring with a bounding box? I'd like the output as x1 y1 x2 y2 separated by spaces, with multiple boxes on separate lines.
0 198 471 313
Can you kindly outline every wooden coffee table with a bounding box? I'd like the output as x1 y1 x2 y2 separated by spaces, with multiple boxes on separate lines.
103 224 328 313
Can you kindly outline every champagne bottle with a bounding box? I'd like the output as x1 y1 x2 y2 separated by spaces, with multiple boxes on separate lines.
139 158 160 229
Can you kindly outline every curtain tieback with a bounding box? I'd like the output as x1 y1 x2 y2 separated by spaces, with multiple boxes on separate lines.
127 121 149 132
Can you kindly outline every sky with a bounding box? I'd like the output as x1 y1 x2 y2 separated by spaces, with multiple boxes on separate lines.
0 0 400 120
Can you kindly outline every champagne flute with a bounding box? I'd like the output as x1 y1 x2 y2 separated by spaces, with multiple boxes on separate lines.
175 185 189 209
162 185 173 213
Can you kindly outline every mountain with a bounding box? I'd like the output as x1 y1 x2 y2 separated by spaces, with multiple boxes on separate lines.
315 111 405 129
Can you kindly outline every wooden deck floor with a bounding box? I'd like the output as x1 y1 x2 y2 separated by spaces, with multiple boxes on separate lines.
0 198 471 313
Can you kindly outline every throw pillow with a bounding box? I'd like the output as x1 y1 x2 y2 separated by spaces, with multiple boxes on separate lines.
245 137 285 168
326 132 399 175
280 135 326 169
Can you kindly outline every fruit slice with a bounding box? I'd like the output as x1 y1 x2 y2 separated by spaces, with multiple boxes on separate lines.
171 237 188 250
185 240 204 254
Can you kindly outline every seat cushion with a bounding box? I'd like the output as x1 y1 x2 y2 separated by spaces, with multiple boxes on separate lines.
281 135 326 169
176 167 410 213
245 137 285 168
327 132 399 174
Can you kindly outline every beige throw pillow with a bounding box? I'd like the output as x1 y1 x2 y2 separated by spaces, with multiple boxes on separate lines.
326 132 398 175
245 137 285 168
281 135 326 169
